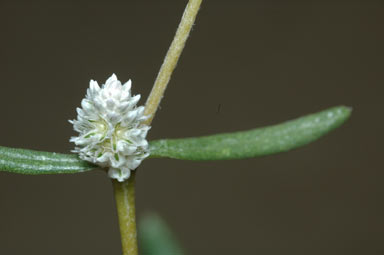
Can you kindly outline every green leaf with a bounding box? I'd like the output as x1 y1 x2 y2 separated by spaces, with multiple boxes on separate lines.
0 146 96 174
0 106 351 175
149 106 351 160
138 213 184 255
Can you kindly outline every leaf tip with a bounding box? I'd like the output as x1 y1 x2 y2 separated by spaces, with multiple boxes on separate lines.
336 105 352 123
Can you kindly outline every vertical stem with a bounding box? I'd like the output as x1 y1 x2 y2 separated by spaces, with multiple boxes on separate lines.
113 0 203 254
113 172 138 255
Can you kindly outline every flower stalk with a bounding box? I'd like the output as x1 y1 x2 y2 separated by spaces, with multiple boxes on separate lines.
113 0 203 254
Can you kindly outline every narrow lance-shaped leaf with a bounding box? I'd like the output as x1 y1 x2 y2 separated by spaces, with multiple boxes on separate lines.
149 106 351 160
0 106 351 175
0 146 96 174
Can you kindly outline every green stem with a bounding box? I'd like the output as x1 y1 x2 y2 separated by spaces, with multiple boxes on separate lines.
113 172 138 255
114 0 203 254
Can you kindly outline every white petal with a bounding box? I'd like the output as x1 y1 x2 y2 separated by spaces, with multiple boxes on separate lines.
108 167 131 182
106 74 117 84
123 80 132 91
106 99 115 110
127 158 142 170
130 94 141 106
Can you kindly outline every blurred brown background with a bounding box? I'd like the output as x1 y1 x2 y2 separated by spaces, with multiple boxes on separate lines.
0 1 383 254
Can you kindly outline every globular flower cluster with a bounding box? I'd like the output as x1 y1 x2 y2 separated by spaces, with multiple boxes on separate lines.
70 74 150 182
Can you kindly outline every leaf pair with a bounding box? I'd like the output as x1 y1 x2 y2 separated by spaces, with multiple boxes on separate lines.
0 106 351 175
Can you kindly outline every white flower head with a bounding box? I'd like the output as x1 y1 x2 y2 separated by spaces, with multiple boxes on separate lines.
70 74 150 182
